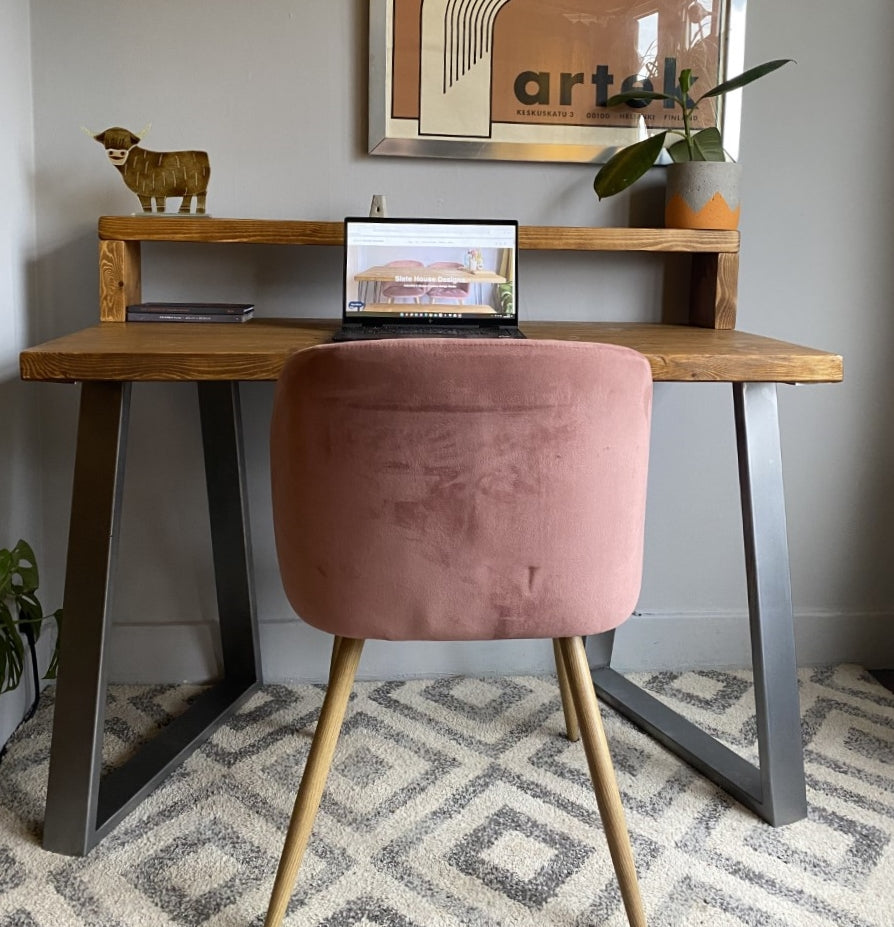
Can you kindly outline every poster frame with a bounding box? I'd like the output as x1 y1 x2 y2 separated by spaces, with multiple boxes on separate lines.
369 0 748 164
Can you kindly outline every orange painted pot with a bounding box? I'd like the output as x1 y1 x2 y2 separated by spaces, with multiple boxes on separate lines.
665 162 742 230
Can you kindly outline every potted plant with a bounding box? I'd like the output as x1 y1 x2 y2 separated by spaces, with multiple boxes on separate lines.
593 58 792 229
1 540 61 709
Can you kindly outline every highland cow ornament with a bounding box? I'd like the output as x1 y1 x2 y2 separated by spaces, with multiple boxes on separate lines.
88 124 210 214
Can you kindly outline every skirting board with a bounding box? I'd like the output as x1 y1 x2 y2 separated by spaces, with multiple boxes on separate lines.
104 610 894 684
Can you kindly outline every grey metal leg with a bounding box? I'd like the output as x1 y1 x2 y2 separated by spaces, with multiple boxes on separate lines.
734 381 807 823
43 382 131 855
197 382 262 685
43 381 261 856
589 382 807 826
586 628 615 667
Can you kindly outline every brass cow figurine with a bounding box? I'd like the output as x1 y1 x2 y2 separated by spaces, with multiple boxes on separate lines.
90 126 210 214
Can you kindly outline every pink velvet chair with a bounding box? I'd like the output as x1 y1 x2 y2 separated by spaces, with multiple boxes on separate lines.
380 259 428 303
425 260 470 303
265 338 653 927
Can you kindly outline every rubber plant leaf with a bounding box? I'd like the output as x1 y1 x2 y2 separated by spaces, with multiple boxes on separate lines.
668 127 725 162
594 132 668 200
698 59 794 102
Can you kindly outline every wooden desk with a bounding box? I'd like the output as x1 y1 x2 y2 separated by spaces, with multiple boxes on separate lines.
21 319 841 384
20 218 842 856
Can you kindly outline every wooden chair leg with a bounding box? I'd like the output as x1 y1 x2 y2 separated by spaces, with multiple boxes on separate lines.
329 635 341 676
265 636 365 927
553 639 580 741
557 636 646 927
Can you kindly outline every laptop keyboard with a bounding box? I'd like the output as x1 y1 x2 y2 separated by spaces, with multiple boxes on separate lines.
334 326 524 342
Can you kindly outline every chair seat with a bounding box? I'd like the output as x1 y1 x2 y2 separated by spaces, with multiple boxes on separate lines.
270 339 652 643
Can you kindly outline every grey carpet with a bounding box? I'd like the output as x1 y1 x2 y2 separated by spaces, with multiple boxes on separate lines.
0 664 892 926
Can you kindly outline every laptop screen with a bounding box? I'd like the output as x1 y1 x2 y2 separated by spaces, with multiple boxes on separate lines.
343 217 518 327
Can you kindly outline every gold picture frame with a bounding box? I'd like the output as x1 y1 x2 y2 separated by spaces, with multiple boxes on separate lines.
369 0 747 163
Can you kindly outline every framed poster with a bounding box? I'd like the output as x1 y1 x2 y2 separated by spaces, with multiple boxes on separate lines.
369 0 747 163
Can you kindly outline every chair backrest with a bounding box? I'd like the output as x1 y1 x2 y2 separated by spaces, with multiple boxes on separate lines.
270 339 652 642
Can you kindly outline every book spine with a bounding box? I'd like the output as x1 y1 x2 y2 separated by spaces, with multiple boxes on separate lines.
126 313 252 323
127 303 254 315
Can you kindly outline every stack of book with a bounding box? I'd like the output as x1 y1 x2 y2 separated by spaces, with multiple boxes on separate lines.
125 302 254 323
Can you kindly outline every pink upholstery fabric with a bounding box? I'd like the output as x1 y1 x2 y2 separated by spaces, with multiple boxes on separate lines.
270 339 652 642
381 260 427 301
425 261 470 302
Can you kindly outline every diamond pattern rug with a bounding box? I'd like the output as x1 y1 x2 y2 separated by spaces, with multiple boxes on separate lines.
0 664 891 926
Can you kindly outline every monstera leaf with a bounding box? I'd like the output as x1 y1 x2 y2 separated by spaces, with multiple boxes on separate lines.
0 540 61 695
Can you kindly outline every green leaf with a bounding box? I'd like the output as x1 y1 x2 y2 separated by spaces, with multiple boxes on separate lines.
17 595 44 634
44 608 62 679
667 137 690 163
0 601 25 694
11 540 39 593
0 539 62 691
699 59 793 102
691 127 725 161
594 132 668 199
0 601 16 632
12 539 37 569
0 549 12 592
15 568 38 594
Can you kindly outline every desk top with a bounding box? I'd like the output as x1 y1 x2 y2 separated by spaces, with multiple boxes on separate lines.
20 320 843 384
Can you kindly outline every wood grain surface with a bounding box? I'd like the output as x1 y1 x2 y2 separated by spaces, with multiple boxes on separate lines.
97 216 738 253
19 320 843 384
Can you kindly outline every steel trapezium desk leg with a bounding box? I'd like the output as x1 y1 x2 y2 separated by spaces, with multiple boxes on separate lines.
196 381 262 684
43 381 261 856
589 381 807 827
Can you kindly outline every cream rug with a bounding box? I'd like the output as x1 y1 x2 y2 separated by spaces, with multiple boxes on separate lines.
0 665 891 926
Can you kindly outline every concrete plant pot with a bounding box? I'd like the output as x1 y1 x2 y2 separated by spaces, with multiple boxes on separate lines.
665 161 742 230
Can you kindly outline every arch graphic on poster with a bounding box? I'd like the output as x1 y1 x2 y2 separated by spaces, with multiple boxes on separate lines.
419 0 514 138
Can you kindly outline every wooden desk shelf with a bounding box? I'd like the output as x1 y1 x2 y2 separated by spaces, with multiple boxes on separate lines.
95 216 740 330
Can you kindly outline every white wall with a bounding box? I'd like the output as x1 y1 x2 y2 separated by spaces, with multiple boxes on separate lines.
24 1 894 684
0 1 44 745
738 5 894 659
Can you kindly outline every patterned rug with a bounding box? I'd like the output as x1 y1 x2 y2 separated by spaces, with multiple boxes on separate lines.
0 665 891 926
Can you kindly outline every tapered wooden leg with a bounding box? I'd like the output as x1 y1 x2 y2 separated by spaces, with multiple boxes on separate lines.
329 635 341 677
265 636 365 927
558 637 646 927
553 639 580 741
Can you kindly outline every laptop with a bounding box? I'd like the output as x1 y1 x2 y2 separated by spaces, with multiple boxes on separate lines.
334 217 524 341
